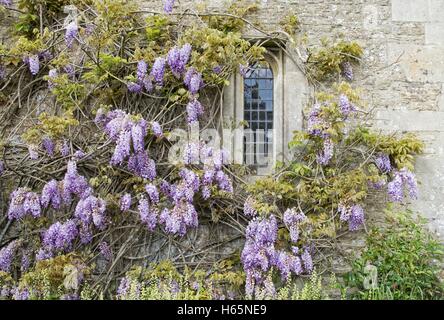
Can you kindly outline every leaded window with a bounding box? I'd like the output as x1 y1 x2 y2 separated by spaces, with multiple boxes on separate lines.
243 62 273 167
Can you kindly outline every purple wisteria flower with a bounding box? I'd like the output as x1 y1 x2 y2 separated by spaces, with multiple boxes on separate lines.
301 248 313 273
341 61 353 81
7 188 41 220
241 215 278 295
111 130 131 165
215 170 233 193
375 153 392 173
213 65 222 74
244 196 258 217
186 99 204 124
145 184 159 204
99 242 112 261
138 197 157 231
183 142 200 165
79 224 93 244
387 168 418 202
61 140 70 157
62 161 91 203
307 103 327 137
0 241 18 272
165 202 198 236
164 0 175 13
27 54 40 75
64 64 75 78
151 121 163 138
167 44 192 77
239 64 249 77
388 174 404 202
42 137 55 157
316 138 334 165
283 208 306 243
184 68 203 95
127 151 156 180
348 204 365 231
150 57 166 85
12 288 30 300
41 179 62 210
0 0 12 7
127 81 142 93
120 193 132 212
74 195 107 230
338 94 356 117
65 21 78 48
48 69 58 89
131 120 147 152
23 191 41 217
117 276 131 298
42 219 78 253
136 60 148 82
338 203 365 231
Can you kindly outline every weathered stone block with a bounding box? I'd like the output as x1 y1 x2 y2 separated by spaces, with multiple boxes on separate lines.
392 0 430 22
430 0 444 22
425 23 444 45
387 43 444 83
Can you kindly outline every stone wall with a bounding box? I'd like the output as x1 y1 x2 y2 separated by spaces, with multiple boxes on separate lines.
142 0 444 239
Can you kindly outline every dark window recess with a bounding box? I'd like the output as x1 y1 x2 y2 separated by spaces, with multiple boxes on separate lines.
243 63 273 167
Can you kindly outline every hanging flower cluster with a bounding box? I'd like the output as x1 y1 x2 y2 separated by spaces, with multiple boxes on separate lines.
95 108 159 179
7 188 41 220
341 61 353 81
338 203 365 231
40 220 78 255
115 142 232 236
167 44 192 78
241 207 313 298
375 153 392 173
164 0 175 14
65 21 78 48
306 92 358 166
387 168 418 202
0 241 18 272
23 55 40 75
283 208 306 243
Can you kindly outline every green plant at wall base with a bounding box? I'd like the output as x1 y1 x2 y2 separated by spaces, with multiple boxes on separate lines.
8 254 91 300
345 210 444 300
116 260 245 300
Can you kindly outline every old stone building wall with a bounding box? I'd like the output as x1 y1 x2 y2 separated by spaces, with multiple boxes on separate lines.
1 1 441 238
139 0 444 239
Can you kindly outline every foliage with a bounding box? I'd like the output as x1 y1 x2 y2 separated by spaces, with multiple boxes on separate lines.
345 210 444 300
307 38 363 81
1 254 91 300
116 260 244 300
275 270 337 300
0 0 433 301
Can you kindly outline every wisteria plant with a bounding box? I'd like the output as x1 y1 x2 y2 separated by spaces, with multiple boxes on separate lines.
0 0 425 300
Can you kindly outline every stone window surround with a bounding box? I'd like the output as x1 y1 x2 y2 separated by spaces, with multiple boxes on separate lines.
222 45 309 176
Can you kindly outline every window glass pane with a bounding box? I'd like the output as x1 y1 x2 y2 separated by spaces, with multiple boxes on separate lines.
243 62 273 168
259 90 273 101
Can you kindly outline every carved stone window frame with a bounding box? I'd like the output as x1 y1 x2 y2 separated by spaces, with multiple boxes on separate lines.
222 42 309 176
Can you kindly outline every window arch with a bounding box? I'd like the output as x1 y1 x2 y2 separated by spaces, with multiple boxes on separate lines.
243 62 274 167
